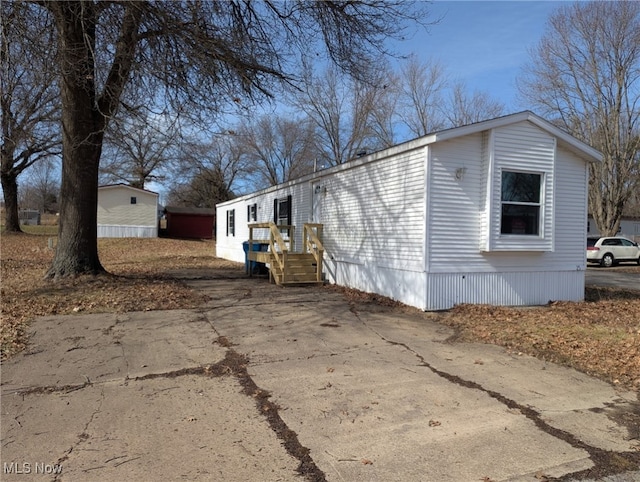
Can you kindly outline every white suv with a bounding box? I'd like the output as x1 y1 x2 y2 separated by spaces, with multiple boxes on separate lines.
586 236 640 267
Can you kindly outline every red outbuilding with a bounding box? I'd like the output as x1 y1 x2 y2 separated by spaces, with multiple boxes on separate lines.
164 206 216 239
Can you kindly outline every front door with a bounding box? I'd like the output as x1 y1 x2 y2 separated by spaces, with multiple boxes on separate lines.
312 182 324 223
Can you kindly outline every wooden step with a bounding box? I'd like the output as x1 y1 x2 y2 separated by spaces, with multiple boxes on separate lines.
269 252 322 285
272 272 320 284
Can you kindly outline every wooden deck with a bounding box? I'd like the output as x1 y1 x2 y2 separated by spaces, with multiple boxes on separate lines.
247 223 324 285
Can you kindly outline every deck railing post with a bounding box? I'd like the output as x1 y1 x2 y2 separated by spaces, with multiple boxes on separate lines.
317 249 324 282
290 225 295 252
248 225 253 277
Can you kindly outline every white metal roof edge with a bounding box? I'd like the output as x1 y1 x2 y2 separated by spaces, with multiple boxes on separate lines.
433 111 602 162
525 113 603 162
98 183 159 196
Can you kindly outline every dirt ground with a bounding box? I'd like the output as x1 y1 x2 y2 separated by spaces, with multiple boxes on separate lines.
1 232 639 390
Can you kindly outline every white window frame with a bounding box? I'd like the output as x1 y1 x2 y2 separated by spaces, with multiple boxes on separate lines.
247 203 257 222
226 209 235 237
500 170 544 237
276 197 290 225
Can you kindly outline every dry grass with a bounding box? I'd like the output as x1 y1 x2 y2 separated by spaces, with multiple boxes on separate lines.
1 230 639 390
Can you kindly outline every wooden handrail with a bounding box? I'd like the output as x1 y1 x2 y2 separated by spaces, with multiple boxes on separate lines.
303 223 324 282
248 222 290 278
303 223 324 253
248 223 289 251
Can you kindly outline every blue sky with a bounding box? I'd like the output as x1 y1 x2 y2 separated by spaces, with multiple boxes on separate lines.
392 1 570 112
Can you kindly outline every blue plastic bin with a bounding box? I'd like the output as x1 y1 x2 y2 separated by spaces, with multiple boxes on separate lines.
242 241 269 275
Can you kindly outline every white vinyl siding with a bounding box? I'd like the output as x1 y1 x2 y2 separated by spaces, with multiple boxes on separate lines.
479 131 491 251
552 144 590 268
428 121 583 275
97 225 157 238
428 133 484 271
319 148 426 271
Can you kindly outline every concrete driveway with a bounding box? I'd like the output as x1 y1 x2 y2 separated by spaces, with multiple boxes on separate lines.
2 268 639 481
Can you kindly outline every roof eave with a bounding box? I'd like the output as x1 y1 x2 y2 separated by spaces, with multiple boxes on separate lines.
432 111 603 163
98 183 160 195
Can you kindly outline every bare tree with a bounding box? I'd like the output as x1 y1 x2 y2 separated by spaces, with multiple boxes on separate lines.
101 110 178 189
168 133 246 207
368 69 401 148
519 1 640 236
293 66 393 166
28 0 427 278
237 115 316 187
624 185 640 217
443 81 505 128
22 156 60 214
166 168 233 209
1 2 60 232
398 56 448 138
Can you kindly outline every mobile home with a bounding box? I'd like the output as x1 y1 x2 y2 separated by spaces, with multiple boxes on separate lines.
216 112 601 310
97 184 159 238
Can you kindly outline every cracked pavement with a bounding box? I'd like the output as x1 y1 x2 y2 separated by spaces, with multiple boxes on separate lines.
1 268 639 481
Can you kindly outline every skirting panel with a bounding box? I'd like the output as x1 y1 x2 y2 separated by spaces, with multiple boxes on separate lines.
425 270 585 311
97 225 158 238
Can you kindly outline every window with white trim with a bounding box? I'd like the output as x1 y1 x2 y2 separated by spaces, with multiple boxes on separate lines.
226 209 235 236
273 195 291 226
247 203 257 222
500 171 542 235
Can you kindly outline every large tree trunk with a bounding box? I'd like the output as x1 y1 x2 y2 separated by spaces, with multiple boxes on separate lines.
46 135 105 278
44 2 142 278
45 2 104 278
1 166 22 233
1 74 22 233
